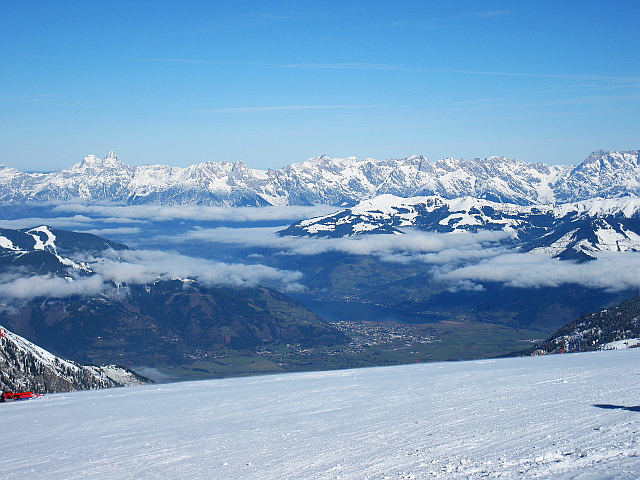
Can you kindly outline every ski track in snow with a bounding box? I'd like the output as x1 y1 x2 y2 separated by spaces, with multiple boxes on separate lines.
0 350 639 479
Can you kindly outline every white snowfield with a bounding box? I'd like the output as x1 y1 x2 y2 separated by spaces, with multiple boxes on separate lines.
1 350 639 480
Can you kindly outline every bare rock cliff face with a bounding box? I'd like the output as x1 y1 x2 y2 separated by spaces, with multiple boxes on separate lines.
0 326 149 394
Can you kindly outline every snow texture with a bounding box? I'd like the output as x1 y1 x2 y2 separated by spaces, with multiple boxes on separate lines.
1 349 639 479
604 339 640 350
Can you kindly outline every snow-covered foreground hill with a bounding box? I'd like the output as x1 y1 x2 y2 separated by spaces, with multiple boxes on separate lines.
2 350 639 480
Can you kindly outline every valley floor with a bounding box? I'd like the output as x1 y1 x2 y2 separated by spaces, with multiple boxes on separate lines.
1 349 639 479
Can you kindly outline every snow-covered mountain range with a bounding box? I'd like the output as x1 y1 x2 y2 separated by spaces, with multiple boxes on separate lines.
279 195 640 261
0 325 148 393
0 150 637 207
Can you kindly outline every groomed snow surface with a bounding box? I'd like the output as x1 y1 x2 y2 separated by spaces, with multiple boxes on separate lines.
1 350 639 479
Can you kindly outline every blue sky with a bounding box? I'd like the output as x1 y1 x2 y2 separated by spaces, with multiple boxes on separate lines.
1 0 638 171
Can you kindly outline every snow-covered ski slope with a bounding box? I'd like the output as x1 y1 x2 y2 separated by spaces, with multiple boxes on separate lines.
1 350 639 479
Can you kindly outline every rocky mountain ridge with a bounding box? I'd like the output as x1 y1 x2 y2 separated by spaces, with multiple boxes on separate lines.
0 325 148 393
0 150 637 207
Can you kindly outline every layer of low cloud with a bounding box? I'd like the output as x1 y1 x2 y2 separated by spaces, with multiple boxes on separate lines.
0 273 111 300
165 226 640 292
84 249 304 292
76 227 142 236
0 204 338 235
52 203 337 223
0 214 148 230
0 215 99 230
435 251 640 292
3 204 638 298
167 226 511 260
0 248 305 302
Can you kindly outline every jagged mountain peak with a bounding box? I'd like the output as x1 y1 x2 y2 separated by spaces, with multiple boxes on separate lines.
1 150 637 207
300 154 332 165
473 155 509 163
580 149 639 168
77 151 124 169
105 150 121 162
301 154 362 166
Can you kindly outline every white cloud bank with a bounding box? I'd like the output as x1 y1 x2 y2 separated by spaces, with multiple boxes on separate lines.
0 250 304 302
0 274 111 300
166 227 640 292
87 249 304 291
52 203 338 223
168 226 511 259
2 205 638 297
76 227 142 236
0 204 337 235
435 251 640 292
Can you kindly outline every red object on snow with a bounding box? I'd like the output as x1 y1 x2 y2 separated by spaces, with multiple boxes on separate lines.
2 391 42 402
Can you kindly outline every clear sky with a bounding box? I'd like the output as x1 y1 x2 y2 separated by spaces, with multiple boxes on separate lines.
1 0 638 171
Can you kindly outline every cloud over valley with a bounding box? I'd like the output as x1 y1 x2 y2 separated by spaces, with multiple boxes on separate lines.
0 249 305 303
434 251 640 292
163 225 640 293
1 204 638 301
